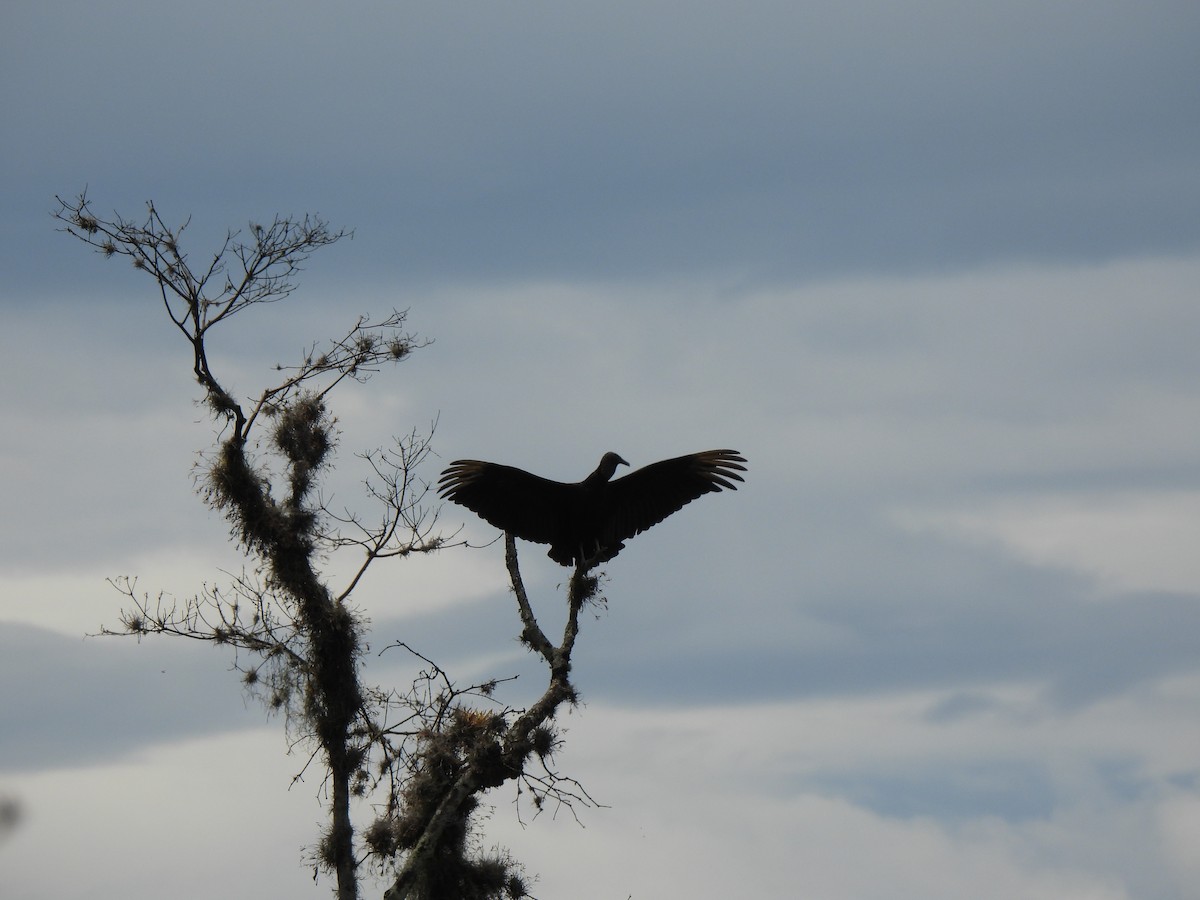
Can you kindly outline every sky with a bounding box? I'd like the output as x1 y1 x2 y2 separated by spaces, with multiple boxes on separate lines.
3 1 1200 897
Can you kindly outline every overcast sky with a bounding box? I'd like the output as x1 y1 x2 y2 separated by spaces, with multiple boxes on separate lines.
3 2 1200 898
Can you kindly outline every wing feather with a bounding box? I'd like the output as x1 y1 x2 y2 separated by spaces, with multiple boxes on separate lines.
438 460 570 545
604 449 745 542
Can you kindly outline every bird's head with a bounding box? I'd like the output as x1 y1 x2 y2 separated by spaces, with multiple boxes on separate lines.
597 452 629 481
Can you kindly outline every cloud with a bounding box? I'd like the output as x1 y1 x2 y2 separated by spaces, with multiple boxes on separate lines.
0 622 263 773
895 491 1200 595
5 1 1199 292
8 688 1200 899
3 730 322 900
3 2 1200 894
488 692 1200 899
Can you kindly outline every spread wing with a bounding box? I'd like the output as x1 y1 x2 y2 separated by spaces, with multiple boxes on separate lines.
604 449 746 542
438 460 572 545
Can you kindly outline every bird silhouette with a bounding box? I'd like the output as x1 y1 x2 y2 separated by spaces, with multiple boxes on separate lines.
438 449 746 568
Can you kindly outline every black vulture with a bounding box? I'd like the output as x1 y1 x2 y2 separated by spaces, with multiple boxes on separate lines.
438 449 747 568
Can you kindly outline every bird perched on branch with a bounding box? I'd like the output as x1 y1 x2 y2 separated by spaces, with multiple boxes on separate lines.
438 449 746 568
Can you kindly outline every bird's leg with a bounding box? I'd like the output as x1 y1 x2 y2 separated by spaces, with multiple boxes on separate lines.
577 540 603 572
579 537 618 571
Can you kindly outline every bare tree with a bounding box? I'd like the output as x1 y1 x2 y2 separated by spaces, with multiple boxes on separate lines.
55 192 599 900
378 536 599 900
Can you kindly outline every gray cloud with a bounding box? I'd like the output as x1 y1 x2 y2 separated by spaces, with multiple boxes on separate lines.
380 527 1200 714
4 0 1198 294
0 622 262 772
4 3 1200 894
